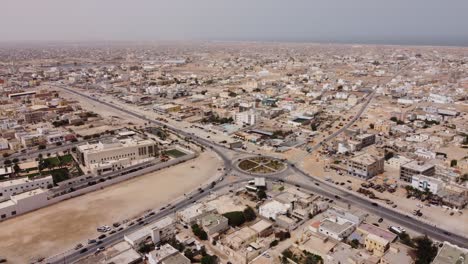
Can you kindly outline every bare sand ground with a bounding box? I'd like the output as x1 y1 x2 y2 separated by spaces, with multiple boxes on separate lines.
0 151 221 264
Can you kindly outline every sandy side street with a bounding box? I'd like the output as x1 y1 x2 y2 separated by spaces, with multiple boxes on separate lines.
0 151 221 264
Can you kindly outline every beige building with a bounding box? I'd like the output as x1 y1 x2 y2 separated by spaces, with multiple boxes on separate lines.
199 213 229 236
77 133 158 174
365 233 389 256
400 160 435 183
148 243 190 264
380 243 415 264
347 152 384 180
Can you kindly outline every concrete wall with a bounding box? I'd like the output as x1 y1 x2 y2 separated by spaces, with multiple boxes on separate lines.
0 152 196 221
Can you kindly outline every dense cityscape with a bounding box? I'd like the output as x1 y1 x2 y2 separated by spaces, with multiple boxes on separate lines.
0 41 466 264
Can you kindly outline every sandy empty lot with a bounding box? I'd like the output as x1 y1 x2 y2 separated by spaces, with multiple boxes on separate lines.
0 151 221 264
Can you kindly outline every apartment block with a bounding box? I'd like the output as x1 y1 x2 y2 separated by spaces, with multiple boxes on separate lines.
347 153 384 180
400 160 435 182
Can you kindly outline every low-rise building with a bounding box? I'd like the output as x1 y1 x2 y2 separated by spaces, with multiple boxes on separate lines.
124 216 175 247
411 174 444 194
365 233 390 256
432 241 468 264
249 219 273 237
76 134 158 174
347 153 384 180
0 188 49 221
326 242 380 264
318 218 355 241
400 160 435 183
199 213 229 236
276 215 296 231
224 226 257 250
380 243 415 264
148 244 190 264
326 206 367 225
0 176 53 199
177 203 216 225
258 200 291 220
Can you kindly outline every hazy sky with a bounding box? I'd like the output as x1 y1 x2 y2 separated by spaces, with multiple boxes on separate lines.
3 0 468 46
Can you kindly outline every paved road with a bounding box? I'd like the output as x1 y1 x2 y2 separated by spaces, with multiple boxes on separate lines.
45 83 467 263
47 178 250 264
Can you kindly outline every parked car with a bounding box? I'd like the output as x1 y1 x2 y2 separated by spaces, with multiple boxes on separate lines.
74 244 83 250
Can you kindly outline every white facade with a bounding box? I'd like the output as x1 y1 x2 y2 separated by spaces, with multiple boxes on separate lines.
235 111 257 126
428 93 454 104
77 135 157 174
259 200 291 220
411 175 443 194
177 203 216 225
151 216 176 244
0 176 53 200
318 218 356 241
0 188 49 221
125 216 175 247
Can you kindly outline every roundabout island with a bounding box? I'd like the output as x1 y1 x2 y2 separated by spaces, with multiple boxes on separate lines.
236 156 288 175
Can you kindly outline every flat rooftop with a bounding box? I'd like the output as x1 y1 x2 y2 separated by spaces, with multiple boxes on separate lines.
0 175 52 188
11 188 46 200
358 223 397 242
320 219 355 234
401 160 434 171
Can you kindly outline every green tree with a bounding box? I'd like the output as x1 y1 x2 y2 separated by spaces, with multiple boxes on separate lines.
184 249 194 261
414 235 437 264
257 189 267 200
450 159 458 167
223 211 246 227
191 224 208 240
201 255 218 264
243 206 257 222
349 239 360 248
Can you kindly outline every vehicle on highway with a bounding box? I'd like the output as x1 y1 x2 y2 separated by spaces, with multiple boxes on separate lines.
112 222 120 228
96 247 105 253
117 227 124 232
378 218 383 223
98 234 106 240
315 182 320 186
334 195 341 199
371 202 379 207
74 243 83 250
79 248 88 254
88 239 97 244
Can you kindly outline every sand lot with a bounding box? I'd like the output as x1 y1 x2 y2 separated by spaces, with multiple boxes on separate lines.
0 151 221 264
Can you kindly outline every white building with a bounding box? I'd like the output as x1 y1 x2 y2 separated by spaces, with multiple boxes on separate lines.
177 203 216 225
77 134 158 174
0 176 53 199
411 175 443 194
124 216 175 247
235 110 257 126
318 218 356 241
428 93 454 104
259 200 291 220
0 188 49 221
199 213 229 236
